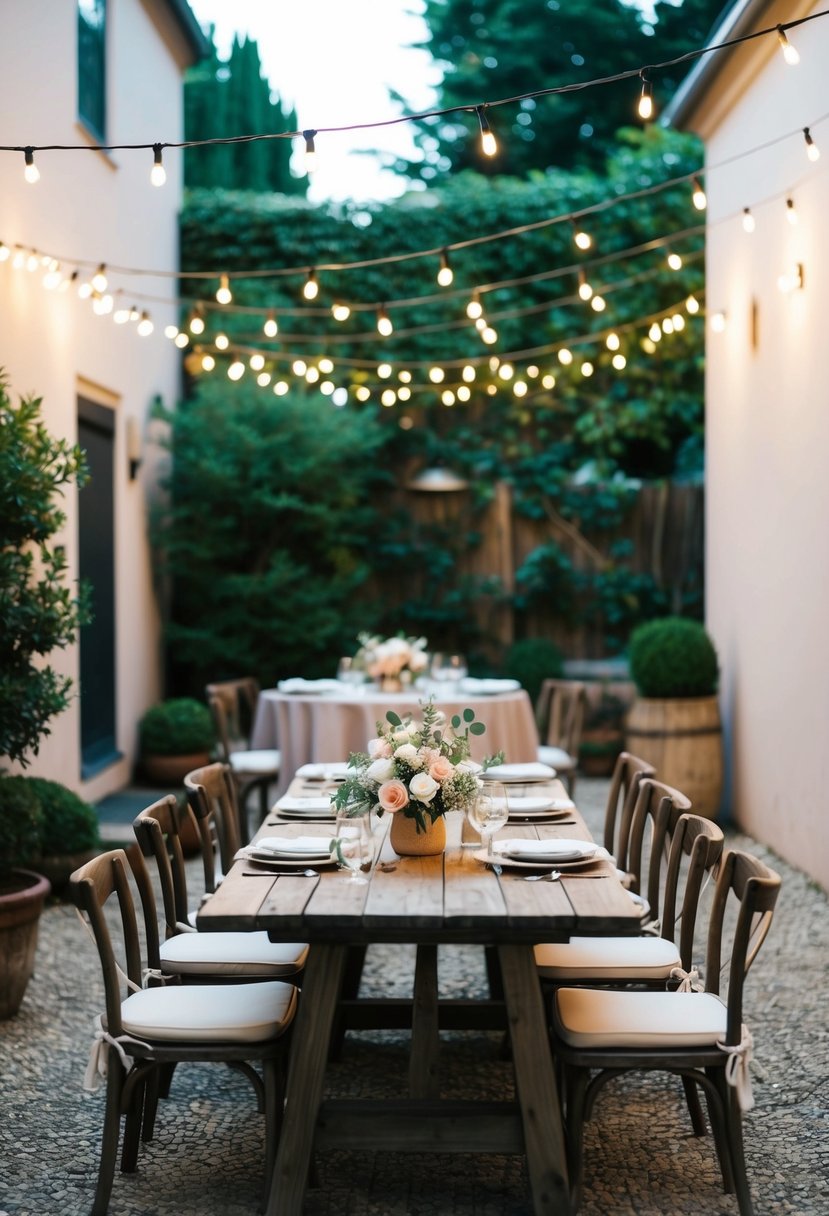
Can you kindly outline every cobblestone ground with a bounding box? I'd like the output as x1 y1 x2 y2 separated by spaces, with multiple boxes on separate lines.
1 778 827 1216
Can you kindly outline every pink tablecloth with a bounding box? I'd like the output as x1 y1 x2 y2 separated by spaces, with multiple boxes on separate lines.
253 687 539 796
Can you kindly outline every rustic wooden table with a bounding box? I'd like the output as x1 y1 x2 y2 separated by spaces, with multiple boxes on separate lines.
197 778 641 1216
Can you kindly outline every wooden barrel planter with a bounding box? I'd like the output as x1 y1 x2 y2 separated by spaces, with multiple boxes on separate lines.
625 695 723 820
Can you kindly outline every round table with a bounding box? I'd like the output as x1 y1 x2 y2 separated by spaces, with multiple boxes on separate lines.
252 685 539 796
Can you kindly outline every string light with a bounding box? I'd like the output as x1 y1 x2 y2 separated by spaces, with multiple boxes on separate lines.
481 326 498 344
786 197 798 225
437 250 454 287
227 359 245 380
456 385 471 402
742 207 756 233
377 306 393 337
174 330 188 348
263 312 278 337
648 322 662 342
0 242 9 262
612 353 627 370
778 263 804 293
441 389 455 406
302 269 319 301
274 380 290 396
216 274 232 304
580 361 594 377
804 127 820 161
92 292 113 315
541 374 556 389
558 348 573 365
150 143 166 187
513 380 527 397
292 359 307 375
381 388 397 407
466 290 483 319
398 369 412 383
202 353 215 371
354 385 371 402
303 129 317 173
710 311 727 333
666 250 683 270
249 353 265 371
258 371 272 387
378 362 393 379
462 364 476 382
637 72 654 121
429 367 445 383
498 363 514 381
686 295 700 314
215 332 229 350
164 324 179 339
319 357 334 373
137 311 154 336
691 177 707 210
331 302 351 321
590 294 606 312
476 106 498 157
91 263 108 292
606 332 621 350
188 306 205 335
577 270 593 301
23 147 39 183
572 220 592 251
777 26 800 66
305 366 320 383
397 384 412 401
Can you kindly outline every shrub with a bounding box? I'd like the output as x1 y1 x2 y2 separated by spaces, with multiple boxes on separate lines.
628 617 719 698
504 638 564 707
24 778 100 856
139 698 215 757
0 776 43 874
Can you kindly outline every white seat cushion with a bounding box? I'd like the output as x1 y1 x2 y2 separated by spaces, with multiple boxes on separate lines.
534 935 681 981
538 745 576 770
160 932 308 977
230 749 281 776
121 979 297 1043
554 987 727 1049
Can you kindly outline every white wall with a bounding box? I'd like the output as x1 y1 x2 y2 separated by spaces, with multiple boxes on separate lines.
696 3 829 888
0 0 192 799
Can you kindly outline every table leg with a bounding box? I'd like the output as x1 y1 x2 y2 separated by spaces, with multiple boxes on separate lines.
265 943 347 1216
410 943 440 1098
498 944 571 1216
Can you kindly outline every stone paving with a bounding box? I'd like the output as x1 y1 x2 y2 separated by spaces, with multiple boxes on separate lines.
1 778 827 1216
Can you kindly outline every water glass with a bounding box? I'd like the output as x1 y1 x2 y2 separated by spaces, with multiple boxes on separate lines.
333 812 375 883
337 656 364 687
466 783 509 859
430 652 468 684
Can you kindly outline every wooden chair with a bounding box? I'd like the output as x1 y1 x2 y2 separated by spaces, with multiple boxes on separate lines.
206 677 280 838
535 678 587 796
133 792 307 981
70 848 297 1215
552 850 782 1215
602 750 657 884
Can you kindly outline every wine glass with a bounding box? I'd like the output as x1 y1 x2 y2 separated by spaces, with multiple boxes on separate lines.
430 652 468 685
337 656 364 687
466 783 509 861
333 812 375 884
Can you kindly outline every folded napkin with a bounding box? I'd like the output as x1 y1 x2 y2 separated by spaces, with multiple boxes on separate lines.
277 678 343 694
502 795 567 814
459 677 521 694
275 795 334 814
296 761 350 781
495 837 597 863
482 762 557 782
249 835 333 859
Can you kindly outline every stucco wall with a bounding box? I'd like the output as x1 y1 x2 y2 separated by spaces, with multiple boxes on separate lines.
697 4 829 888
0 0 191 799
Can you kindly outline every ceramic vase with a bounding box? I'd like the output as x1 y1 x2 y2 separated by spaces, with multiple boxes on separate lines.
389 812 446 857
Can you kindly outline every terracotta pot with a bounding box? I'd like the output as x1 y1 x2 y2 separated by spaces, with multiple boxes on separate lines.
379 677 404 694
141 751 212 786
0 869 51 1020
32 849 99 894
389 812 446 857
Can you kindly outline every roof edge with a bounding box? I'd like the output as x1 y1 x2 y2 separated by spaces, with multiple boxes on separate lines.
163 0 211 61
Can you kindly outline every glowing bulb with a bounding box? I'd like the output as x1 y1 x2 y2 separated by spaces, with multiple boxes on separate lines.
667 251 683 271
637 74 654 121
804 127 820 162
398 370 412 383
642 337 657 354
786 198 798 226
591 295 606 312
573 221 592 251
23 147 39 183
378 363 393 379
513 380 527 397
580 361 594 377
662 317 674 334
332 388 348 407
441 390 455 406
466 291 483 319
437 250 453 287
742 208 755 233
648 322 662 342
215 332 229 350
292 359 307 376
710 311 726 332
12 249 25 269
557 348 573 366
381 389 397 407
355 385 371 402
257 372 272 387
26 253 39 273
249 353 265 372
78 280 93 300
319 357 334 374
174 331 189 348
164 324 179 339
454 385 469 403
189 309 205 335
227 359 245 380
113 307 130 324
606 332 620 351
202 353 215 371
475 317 487 332
320 380 334 396
303 129 317 173
612 353 627 370
691 177 707 210
398 385 412 401
777 26 800 66
305 366 320 384
686 295 700 314
429 367 445 384
92 293 114 316
42 268 62 290
541 374 556 389
488 356 500 372
303 269 319 301
274 381 289 396
527 365 538 378
377 307 393 337
498 363 514 381
331 302 351 321
150 143 167 187
216 274 232 305
578 273 593 301
481 326 498 345
462 365 476 382
476 105 497 157
92 263 108 293
137 311 154 336
263 313 278 337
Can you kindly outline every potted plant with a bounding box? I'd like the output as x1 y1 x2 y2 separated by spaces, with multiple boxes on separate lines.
138 697 215 784
0 776 51 1019
625 616 723 819
26 778 101 892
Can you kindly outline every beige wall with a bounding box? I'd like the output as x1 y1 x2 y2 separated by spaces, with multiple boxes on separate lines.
0 0 191 799
691 3 829 888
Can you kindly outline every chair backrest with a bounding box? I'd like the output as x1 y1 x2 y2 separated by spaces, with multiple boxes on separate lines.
703 850 781 1044
205 677 260 762
536 678 587 753
183 761 242 881
657 811 724 963
132 794 197 940
70 848 160 1036
603 750 657 864
624 777 692 924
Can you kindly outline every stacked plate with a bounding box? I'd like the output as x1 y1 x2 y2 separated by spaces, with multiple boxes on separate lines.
295 761 350 782
273 795 336 821
505 795 576 823
479 838 601 871
481 762 557 784
241 835 337 870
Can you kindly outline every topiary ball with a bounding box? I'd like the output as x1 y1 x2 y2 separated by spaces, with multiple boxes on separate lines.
24 778 101 856
629 617 719 698
0 776 44 873
504 638 564 706
139 698 215 757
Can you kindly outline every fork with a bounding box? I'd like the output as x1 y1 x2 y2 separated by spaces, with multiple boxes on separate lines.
523 870 561 882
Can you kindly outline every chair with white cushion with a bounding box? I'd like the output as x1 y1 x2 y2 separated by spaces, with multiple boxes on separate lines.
70 848 297 1216
206 677 280 839
602 750 656 884
551 850 781 1215
133 793 308 982
535 679 587 796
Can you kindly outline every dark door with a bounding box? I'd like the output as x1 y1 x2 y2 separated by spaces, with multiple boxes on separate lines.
77 397 119 776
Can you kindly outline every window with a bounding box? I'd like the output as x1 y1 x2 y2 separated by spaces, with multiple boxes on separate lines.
78 0 106 140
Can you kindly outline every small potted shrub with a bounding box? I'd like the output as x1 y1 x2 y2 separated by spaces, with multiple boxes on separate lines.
26 778 101 892
0 776 51 1019
139 697 215 784
626 617 722 818
504 637 564 709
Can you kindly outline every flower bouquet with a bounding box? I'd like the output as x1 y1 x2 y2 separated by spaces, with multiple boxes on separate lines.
354 632 429 690
332 699 503 834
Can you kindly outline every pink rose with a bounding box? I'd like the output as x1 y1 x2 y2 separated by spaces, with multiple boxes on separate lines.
429 755 455 783
378 780 409 813
368 738 393 759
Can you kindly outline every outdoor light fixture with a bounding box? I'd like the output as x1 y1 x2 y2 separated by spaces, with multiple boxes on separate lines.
216 274 232 305
804 127 820 162
331 302 351 321
377 306 393 336
303 129 317 173
742 207 756 233
150 143 166 187
777 26 800 66
136 311 154 336
691 177 707 210
263 312 278 337
188 306 205 335
637 73 654 120
572 219 592 250
92 263 108 293
476 106 497 157
23 147 39 183
578 270 593 301
437 250 453 286
466 290 483 319
302 269 319 301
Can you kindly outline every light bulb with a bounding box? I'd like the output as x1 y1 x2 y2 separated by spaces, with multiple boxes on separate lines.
164 324 179 339
572 221 592 251
457 385 470 402
216 274 232 305
354 385 371 402
398 369 412 383
786 198 798 226
189 308 205 335
462 364 476 382
320 380 334 396
274 381 290 396
606 332 620 351
667 251 683 270
686 295 700 314
0 242 9 262
174 331 189 348
466 291 483 319
381 389 397 407
303 269 318 301
23 147 39 183
150 143 167 187
513 381 527 398
305 366 320 384
292 359 307 376
527 365 538 378
637 74 654 121
319 357 334 374
303 129 317 174
137 311 154 336
612 353 627 370
498 363 514 381
429 367 445 384
591 294 606 312
441 390 455 406
804 127 820 162
558 348 573 365
476 106 498 157
78 280 93 300
26 253 39 272
377 307 393 337
578 272 593 301
742 207 755 233
113 307 131 324
541 374 556 389
437 250 453 287
332 387 348 407
92 293 113 316
475 317 487 332
331 302 350 321
648 322 662 342
263 313 278 337
662 317 674 334
202 353 215 371
249 353 265 371
377 363 392 379
672 313 685 331
92 263 108 293
580 361 594 377
710 311 726 333
691 177 707 210
398 385 412 401
227 360 245 380
777 26 800 66
481 326 498 344
258 372 272 387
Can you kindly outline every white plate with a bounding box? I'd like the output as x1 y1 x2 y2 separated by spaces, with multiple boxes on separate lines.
242 854 338 871
277 678 343 695
274 809 337 822
481 762 557 783
474 850 606 872
296 762 350 781
496 795 561 814
251 835 334 860
495 837 597 863
459 677 521 695
275 796 334 814
507 807 576 822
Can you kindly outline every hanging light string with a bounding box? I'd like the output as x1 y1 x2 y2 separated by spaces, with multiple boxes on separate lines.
2 9 825 165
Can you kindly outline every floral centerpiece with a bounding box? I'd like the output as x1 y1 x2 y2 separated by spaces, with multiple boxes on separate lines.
354 631 429 692
332 700 503 855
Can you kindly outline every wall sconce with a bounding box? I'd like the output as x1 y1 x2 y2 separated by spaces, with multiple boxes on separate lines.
777 263 804 293
126 416 142 480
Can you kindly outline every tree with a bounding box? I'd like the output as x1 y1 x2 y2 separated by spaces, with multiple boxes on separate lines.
184 31 306 195
393 0 726 181
0 376 89 766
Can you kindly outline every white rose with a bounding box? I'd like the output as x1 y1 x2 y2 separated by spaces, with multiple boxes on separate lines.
393 729 412 745
409 772 439 803
366 757 395 783
394 743 422 767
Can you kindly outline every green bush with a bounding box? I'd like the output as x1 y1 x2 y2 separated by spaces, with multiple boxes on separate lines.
0 776 43 874
24 778 100 856
628 617 718 698
139 698 215 757
504 638 564 707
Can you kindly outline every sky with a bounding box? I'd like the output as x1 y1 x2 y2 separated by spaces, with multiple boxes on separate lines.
186 0 441 203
